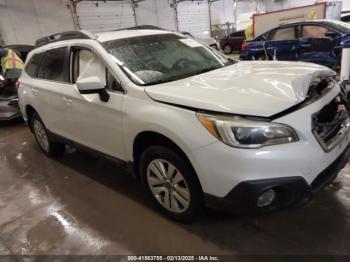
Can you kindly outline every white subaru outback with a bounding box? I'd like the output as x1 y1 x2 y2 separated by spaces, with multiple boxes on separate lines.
18 28 350 222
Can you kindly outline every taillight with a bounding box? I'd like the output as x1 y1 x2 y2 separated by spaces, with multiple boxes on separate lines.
241 41 249 51
16 80 20 90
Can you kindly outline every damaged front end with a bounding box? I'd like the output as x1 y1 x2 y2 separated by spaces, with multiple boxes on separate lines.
311 78 350 152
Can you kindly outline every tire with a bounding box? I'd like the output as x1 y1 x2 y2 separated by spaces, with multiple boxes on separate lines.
223 44 232 54
30 113 65 157
139 145 203 223
255 53 270 61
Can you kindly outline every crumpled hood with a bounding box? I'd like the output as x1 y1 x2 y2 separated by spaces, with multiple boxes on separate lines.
145 61 335 117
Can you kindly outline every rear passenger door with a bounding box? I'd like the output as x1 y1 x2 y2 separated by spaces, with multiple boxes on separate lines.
26 46 73 137
264 26 298 61
63 46 125 159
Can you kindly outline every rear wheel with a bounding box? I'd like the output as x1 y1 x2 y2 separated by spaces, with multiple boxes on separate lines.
140 145 203 223
223 44 233 54
30 113 65 156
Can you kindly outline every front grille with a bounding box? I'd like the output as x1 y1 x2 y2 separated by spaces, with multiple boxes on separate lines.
312 95 350 152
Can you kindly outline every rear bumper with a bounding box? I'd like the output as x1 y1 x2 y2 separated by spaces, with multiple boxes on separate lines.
204 145 350 213
0 98 21 121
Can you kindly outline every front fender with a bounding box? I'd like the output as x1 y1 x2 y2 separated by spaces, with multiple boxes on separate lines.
122 97 217 162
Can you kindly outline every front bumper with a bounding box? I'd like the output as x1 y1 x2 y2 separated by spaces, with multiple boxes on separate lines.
204 145 350 213
186 85 350 213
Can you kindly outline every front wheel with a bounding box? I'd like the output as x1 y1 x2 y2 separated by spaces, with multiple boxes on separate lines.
140 146 203 223
30 113 65 157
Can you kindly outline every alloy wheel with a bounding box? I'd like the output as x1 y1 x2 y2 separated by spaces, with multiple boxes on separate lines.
224 45 232 54
33 120 49 152
146 159 191 213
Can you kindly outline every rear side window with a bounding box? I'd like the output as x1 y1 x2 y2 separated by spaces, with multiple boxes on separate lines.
25 53 43 77
230 31 244 37
270 27 296 41
301 25 338 38
40 47 69 82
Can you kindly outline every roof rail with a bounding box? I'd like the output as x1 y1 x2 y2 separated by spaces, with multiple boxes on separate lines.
114 25 167 31
35 30 97 47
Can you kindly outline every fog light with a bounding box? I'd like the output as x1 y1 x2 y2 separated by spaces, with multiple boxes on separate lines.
257 189 276 208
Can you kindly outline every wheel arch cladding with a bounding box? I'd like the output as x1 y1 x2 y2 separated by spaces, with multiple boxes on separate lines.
25 105 38 132
132 131 202 188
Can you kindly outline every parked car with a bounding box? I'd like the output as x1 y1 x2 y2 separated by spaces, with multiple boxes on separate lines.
19 29 350 222
181 31 219 49
0 74 21 121
0 44 34 121
220 30 245 54
240 19 350 69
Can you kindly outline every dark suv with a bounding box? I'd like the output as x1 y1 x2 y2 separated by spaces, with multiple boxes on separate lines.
220 30 245 54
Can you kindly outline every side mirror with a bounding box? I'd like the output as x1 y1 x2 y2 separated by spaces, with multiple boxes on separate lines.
76 76 110 102
325 31 338 39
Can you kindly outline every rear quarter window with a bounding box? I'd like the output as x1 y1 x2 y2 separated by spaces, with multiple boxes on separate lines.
40 47 69 82
27 47 69 82
230 31 245 37
25 52 43 78
269 27 296 41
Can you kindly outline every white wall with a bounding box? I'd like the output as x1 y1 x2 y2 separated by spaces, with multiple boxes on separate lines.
211 0 235 25
0 0 75 45
211 0 266 25
264 0 348 11
264 0 344 20
342 0 350 10
265 0 315 11
136 0 267 31
2 0 346 45
135 0 176 30
0 0 276 45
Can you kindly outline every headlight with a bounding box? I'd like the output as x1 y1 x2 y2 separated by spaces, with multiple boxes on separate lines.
197 113 298 148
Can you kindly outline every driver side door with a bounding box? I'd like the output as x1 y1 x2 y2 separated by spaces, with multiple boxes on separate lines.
297 24 338 68
264 26 299 61
64 46 126 160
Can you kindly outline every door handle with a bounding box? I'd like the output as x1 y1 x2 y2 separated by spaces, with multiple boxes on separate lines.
300 44 312 48
31 88 39 95
62 97 73 106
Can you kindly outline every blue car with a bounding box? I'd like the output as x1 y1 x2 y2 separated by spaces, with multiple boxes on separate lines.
240 19 350 69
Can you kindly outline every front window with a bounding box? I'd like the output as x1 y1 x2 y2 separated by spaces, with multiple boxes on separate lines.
301 25 339 38
324 20 350 33
103 34 234 86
